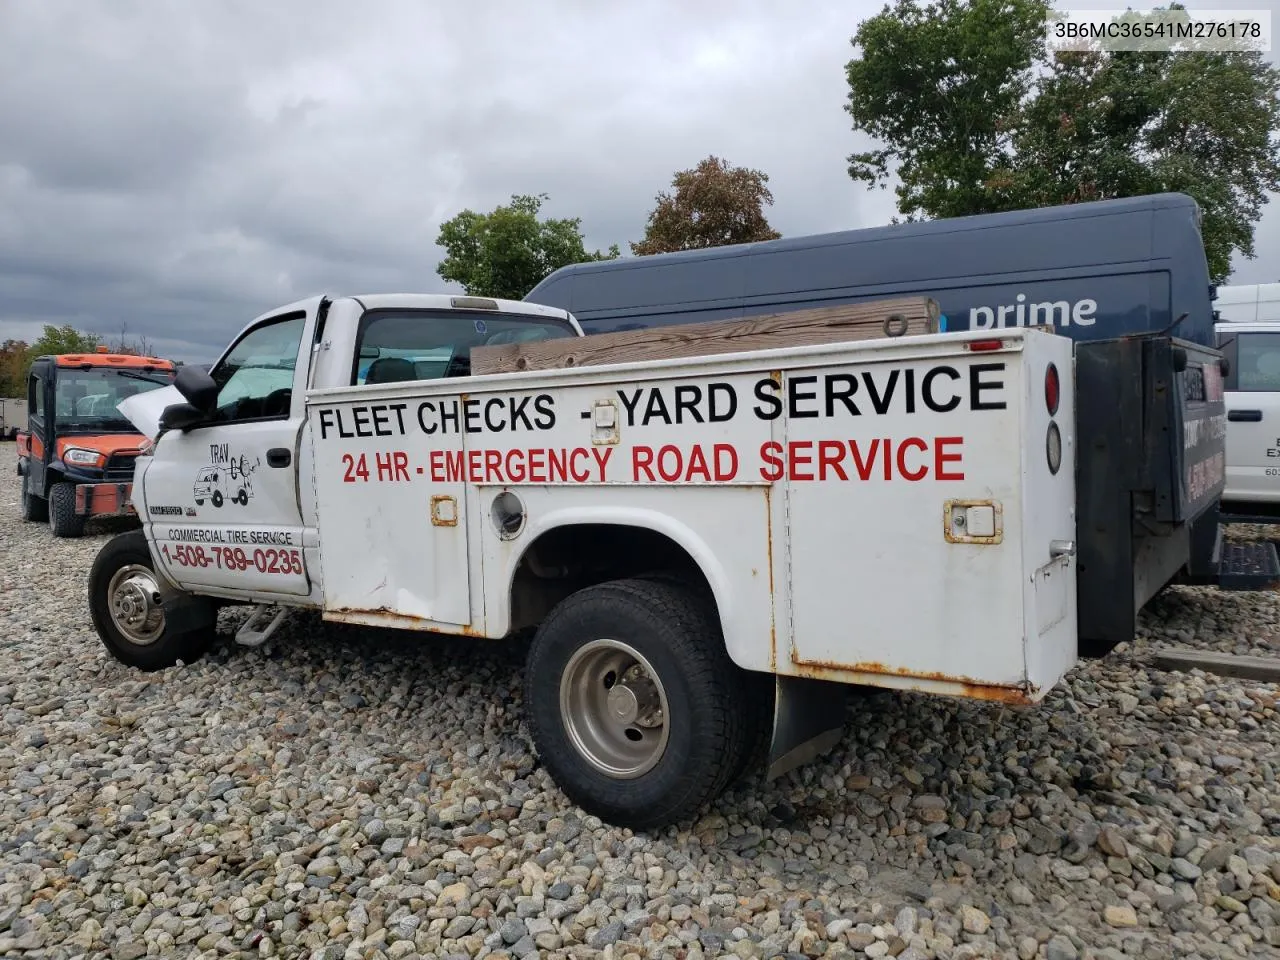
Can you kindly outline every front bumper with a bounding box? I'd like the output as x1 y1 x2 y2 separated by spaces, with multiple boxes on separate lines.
74 482 134 517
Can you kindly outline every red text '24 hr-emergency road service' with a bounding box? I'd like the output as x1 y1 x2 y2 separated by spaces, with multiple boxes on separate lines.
313 359 1009 486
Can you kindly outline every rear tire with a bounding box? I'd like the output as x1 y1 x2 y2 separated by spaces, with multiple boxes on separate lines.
48 482 85 537
524 577 753 830
633 571 774 788
20 473 47 523
88 531 217 671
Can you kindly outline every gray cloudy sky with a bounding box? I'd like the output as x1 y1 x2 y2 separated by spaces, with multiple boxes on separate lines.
0 0 1276 362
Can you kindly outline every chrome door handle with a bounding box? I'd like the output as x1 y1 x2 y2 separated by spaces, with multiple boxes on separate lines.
1050 539 1075 558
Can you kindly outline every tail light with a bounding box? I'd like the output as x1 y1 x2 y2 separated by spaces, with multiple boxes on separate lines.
1045 363 1060 416
1046 422 1062 474
967 339 1005 352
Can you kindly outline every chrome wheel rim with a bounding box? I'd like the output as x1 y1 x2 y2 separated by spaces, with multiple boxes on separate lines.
559 638 670 779
107 564 166 645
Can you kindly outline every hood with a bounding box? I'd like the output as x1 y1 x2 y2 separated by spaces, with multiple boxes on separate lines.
117 384 183 442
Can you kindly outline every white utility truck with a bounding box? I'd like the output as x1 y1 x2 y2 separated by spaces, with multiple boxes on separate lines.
1213 283 1280 520
91 292 1180 829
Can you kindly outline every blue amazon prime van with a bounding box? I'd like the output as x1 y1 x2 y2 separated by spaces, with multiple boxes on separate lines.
525 192 1213 345
526 192 1269 654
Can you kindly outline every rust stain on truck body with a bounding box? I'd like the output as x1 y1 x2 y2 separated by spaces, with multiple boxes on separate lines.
326 606 485 638
789 655 1037 705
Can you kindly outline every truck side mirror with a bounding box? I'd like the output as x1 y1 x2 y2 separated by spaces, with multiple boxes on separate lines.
174 365 219 415
159 402 206 433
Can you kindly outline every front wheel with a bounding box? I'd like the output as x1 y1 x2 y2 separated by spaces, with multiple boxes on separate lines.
88 531 217 671
211 490 223 508
48 482 85 537
523 578 753 830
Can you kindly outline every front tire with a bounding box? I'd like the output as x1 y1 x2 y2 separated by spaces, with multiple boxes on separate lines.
211 490 223 508
48 482 85 537
20 473 47 523
88 531 217 671
524 578 752 830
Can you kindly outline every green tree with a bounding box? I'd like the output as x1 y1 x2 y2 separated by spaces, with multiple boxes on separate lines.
435 193 619 300
28 324 101 357
0 326 102 394
631 155 783 256
0 339 28 396
844 0 1280 281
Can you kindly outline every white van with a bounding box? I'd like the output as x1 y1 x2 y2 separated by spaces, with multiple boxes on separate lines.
1214 283 1280 514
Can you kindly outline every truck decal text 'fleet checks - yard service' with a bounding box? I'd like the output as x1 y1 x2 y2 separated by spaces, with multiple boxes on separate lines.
314 360 1008 486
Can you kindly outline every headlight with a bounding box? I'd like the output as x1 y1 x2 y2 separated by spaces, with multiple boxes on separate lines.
64 447 106 467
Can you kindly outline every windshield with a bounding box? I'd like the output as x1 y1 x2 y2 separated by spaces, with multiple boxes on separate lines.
54 367 174 433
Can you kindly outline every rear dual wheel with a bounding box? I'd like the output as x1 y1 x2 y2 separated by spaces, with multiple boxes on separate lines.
523 577 769 830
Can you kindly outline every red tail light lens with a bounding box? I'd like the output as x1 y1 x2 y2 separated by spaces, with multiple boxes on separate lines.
1045 363 1060 416
967 339 1005 352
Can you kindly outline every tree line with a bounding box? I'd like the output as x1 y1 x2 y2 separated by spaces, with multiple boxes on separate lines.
0 324 157 397
438 0 1279 299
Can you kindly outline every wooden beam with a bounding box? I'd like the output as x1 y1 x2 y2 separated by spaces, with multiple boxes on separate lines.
1150 647 1280 683
471 296 941 376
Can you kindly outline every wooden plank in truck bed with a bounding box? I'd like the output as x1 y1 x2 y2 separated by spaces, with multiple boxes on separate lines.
472 296 941 376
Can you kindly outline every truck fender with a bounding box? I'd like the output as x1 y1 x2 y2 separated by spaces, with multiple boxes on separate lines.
507 506 850 781
505 504 749 668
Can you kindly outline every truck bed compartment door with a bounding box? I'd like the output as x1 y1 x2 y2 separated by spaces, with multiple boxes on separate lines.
779 352 1031 692
308 400 472 628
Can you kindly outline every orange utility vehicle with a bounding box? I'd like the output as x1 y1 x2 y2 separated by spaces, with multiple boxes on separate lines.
16 347 176 537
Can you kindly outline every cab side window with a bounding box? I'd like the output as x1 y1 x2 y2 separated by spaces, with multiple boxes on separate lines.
209 313 306 423
1235 333 1280 392
29 373 44 422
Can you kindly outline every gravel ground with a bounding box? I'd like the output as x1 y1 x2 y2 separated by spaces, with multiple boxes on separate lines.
1 440 1279 960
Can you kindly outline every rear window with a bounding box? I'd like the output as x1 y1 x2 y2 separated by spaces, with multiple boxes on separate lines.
352 309 576 386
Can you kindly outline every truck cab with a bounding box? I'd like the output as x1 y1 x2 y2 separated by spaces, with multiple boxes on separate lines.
17 348 176 537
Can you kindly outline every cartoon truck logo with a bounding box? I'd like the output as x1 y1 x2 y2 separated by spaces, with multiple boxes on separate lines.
193 457 256 508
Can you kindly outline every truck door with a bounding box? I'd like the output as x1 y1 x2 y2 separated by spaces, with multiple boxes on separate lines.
24 362 51 493
1220 328 1280 505
142 307 316 597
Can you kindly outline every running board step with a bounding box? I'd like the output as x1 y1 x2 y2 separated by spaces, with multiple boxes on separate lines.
1217 541 1280 592
235 604 289 647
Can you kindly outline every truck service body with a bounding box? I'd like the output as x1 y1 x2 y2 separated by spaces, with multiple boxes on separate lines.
89 282 1222 828
526 192 1257 643
17 349 176 537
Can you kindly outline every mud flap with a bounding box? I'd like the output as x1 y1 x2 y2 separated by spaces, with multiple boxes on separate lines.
765 674 850 780
160 593 216 636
